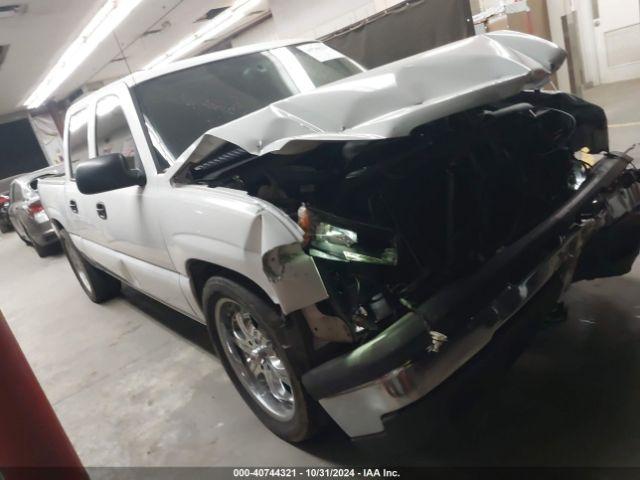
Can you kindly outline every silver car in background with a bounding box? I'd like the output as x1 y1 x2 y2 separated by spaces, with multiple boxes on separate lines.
0 192 11 233
8 165 63 257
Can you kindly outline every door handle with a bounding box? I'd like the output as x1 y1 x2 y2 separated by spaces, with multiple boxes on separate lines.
69 200 78 213
96 202 107 220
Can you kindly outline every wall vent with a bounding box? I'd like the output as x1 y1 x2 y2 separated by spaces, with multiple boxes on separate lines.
0 4 27 19
142 28 163 36
195 8 227 23
142 20 171 37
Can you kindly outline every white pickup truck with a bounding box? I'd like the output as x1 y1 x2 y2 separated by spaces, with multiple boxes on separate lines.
39 32 640 442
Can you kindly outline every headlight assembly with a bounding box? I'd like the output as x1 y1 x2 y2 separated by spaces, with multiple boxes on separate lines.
298 205 397 266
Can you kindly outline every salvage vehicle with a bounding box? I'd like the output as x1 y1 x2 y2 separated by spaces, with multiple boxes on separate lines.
0 192 11 233
38 31 640 442
8 166 63 257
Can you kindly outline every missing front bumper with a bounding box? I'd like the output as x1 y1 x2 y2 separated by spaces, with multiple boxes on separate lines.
309 227 589 437
301 153 640 438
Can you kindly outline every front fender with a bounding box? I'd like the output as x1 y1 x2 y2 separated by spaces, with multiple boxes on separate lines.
167 204 328 314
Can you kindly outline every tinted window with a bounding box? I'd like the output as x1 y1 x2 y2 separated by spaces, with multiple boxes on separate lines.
134 43 363 158
68 109 89 177
96 96 142 172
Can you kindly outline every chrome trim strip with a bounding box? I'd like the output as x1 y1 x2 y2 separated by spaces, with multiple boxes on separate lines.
319 176 640 438
319 224 596 437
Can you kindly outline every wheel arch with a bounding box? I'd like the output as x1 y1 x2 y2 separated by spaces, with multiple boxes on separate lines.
50 219 65 231
186 259 277 319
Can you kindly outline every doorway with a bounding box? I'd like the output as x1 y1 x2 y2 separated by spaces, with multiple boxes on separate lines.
593 0 640 84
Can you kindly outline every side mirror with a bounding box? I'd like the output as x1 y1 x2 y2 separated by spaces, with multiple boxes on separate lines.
76 153 146 195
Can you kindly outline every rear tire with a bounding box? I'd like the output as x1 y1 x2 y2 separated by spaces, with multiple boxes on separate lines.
59 230 121 303
0 222 11 233
203 276 324 442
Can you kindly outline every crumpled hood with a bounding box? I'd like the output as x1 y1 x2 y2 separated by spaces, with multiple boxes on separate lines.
177 31 566 167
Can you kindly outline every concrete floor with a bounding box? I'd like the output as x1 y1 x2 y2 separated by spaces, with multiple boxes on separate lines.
1 79 640 467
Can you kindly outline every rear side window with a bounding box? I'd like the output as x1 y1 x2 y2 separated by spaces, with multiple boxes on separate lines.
68 109 89 178
95 95 142 172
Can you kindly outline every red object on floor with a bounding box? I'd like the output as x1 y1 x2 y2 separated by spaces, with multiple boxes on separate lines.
0 310 88 480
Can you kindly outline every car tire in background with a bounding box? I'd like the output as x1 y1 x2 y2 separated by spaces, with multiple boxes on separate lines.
16 220 58 258
203 276 325 443
32 240 60 258
0 222 11 233
59 229 121 303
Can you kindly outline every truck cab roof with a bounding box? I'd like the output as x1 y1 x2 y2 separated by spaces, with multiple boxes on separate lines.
70 38 315 110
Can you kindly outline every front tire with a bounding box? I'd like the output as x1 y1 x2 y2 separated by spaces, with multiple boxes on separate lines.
203 276 323 442
59 230 120 303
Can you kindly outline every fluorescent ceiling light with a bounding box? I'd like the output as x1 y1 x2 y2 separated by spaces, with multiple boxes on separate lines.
24 0 144 109
144 0 262 71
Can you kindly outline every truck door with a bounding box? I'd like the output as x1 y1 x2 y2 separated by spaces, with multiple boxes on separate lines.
79 87 195 316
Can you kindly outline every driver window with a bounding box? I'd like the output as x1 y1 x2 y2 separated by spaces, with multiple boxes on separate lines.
95 95 142 172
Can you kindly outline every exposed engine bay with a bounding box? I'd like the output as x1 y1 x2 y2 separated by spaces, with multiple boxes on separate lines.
184 90 629 347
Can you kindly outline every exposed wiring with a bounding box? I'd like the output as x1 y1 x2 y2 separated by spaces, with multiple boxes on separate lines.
578 160 593 171
620 143 639 168
623 143 638 155
534 108 577 156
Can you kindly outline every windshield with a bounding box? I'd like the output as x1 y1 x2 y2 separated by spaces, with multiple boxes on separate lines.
133 43 364 165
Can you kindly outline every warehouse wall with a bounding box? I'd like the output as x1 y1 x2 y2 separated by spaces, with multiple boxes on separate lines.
232 0 473 68
232 0 412 47
231 17 279 46
269 0 375 38
545 0 603 91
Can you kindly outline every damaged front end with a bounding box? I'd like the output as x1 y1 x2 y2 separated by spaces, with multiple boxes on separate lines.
300 150 640 437
171 31 640 437
182 89 640 436
199 90 623 342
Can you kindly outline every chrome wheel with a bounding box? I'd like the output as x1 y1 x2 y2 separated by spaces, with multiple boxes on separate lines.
64 237 92 293
215 298 295 421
